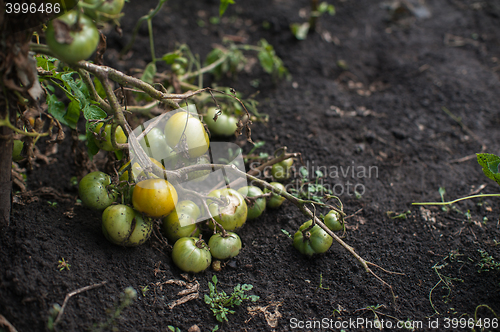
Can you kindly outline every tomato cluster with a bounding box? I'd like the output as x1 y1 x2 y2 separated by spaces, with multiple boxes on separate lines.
77 107 299 273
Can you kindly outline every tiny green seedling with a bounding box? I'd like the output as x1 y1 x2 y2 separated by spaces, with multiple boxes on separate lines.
139 285 150 297
386 210 411 219
204 275 259 323
281 229 292 239
477 249 500 273
167 326 181 332
290 167 333 203
316 272 329 291
57 258 70 271
47 201 58 208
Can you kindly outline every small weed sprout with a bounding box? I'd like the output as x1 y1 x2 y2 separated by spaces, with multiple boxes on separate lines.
204 275 259 323
477 249 500 273
90 287 137 332
57 258 70 271
167 326 181 332
316 272 329 291
139 285 150 297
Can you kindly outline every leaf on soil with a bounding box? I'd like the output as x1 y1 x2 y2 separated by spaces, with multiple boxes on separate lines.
247 301 282 328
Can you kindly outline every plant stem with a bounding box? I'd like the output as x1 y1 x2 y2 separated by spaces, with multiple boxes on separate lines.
412 193 500 206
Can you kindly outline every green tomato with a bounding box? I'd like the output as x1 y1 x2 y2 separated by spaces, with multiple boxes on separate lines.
164 112 210 158
138 127 177 169
102 204 153 246
94 123 127 152
12 140 24 162
264 182 286 209
324 210 344 232
185 155 211 182
271 158 294 181
161 200 201 243
293 220 333 256
78 171 118 211
172 237 212 273
208 232 242 260
203 107 238 137
207 188 247 231
237 186 266 220
45 11 100 64
84 0 124 17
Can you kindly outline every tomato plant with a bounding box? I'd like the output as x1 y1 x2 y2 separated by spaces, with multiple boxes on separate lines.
264 182 286 209
237 186 266 220
271 158 294 181
161 200 201 243
203 107 238 137
207 188 247 231
208 232 242 260
164 112 210 158
93 123 127 152
324 210 343 232
78 171 118 211
172 237 212 273
293 220 333 256
101 204 153 247
45 10 100 64
132 179 178 218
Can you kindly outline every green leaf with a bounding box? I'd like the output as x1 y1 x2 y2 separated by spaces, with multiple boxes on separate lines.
477 153 500 187
315 170 324 178
290 22 310 40
219 0 235 16
141 62 157 85
115 149 124 160
249 295 259 302
299 166 309 178
86 122 100 158
65 100 81 129
241 284 253 291
161 52 180 65
61 72 86 106
257 49 274 74
82 104 107 121
93 76 107 99
205 294 212 304
212 275 218 285
47 93 70 127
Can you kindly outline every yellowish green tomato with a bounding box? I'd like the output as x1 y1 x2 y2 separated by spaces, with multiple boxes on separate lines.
237 186 266 220
132 179 178 218
207 188 247 231
264 182 286 209
271 158 294 181
293 220 333 256
138 127 177 169
118 157 165 182
324 210 344 232
164 112 210 158
208 232 242 260
172 237 212 273
161 200 201 243
93 123 127 152
102 204 153 247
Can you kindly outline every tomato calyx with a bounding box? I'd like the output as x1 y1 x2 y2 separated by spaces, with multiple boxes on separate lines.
195 234 209 250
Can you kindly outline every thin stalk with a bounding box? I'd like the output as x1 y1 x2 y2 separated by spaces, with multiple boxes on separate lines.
412 194 500 206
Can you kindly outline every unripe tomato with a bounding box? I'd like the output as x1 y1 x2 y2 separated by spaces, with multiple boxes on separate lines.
293 220 333 256
185 155 211 182
45 11 100 64
132 179 178 218
12 140 24 162
271 158 294 181
264 182 286 209
84 0 124 17
102 204 152 246
208 232 242 260
119 158 165 183
324 210 343 232
78 171 118 211
161 200 201 243
138 127 177 169
172 237 212 273
237 186 266 220
207 188 247 231
164 112 210 158
94 123 127 152
203 107 238 137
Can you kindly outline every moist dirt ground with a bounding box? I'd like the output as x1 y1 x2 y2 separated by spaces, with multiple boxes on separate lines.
2 0 500 331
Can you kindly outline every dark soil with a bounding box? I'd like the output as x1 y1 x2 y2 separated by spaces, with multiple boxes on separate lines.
2 0 500 331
